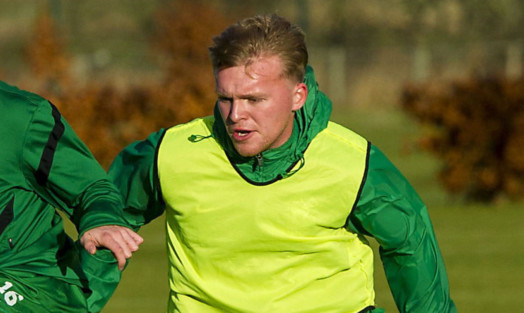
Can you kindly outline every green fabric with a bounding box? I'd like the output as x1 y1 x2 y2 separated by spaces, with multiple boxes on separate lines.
76 242 122 312
0 81 129 312
108 130 167 231
349 145 457 313
212 65 332 183
0 272 87 313
108 65 456 312
110 135 457 313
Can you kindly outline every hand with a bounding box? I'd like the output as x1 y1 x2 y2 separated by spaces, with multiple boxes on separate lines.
80 225 144 270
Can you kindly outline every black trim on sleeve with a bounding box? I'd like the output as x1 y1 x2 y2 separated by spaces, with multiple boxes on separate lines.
34 101 65 186
0 197 14 237
351 141 371 213
154 129 168 207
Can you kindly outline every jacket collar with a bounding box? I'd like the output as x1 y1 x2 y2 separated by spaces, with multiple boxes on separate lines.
212 65 332 184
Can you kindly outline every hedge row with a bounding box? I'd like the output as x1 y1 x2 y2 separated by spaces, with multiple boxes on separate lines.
402 75 524 202
22 1 229 168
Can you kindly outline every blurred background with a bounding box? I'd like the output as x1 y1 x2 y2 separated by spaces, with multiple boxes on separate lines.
1 0 523 312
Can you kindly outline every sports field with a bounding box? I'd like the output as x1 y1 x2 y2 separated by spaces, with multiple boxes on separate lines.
101 107 524 313
2 2 521 312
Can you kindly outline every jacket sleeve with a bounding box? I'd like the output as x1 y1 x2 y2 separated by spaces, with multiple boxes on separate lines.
347 145 457 313
107 129 166 231
22 100 129 236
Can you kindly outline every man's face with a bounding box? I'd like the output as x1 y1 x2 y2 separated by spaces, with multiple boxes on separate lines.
216 56 307 157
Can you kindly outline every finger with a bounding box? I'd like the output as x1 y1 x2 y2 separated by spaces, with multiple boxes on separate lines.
105 231 133 259
80 232 97 255
83 240 97 255
116 250 127 271
128 229 144 245
119 228 140 252
101 233 129 271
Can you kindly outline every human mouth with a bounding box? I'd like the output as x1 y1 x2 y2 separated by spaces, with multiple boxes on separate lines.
231 129 253 141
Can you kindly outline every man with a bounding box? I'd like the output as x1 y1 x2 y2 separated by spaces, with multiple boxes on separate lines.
109 14 457 313
0 80 143 313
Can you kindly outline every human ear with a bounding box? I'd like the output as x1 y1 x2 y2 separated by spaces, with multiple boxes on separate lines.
292 83 308 111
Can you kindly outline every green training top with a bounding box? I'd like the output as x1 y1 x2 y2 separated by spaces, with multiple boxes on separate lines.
0 81 130 312
109 66 457 313
109 129 457 313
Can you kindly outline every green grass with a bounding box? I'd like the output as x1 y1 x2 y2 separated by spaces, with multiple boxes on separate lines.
5 1 522 311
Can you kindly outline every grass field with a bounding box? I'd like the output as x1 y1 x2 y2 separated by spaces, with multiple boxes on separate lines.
3 2 521 312
101 107 524 313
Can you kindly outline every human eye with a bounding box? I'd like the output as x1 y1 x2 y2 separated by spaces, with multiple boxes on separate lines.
217 96 232 104
246 97 263 104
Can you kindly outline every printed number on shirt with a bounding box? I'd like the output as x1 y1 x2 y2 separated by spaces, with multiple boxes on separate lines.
0 281 24 307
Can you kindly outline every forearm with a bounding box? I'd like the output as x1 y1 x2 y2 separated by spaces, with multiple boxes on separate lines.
73 180 129 236
108 129 167 230
378 207 457 313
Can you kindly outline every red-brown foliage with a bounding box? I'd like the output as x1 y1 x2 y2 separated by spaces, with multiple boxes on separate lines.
402 76 524 202
24 8 71 94
23 1 229 168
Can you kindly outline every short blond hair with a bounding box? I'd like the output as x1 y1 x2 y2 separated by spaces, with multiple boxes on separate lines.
209 14 308 83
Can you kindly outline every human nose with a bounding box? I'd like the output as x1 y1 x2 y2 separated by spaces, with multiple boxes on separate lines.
229 100 247 122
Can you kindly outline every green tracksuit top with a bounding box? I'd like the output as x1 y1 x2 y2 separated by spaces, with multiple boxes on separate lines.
0 81 130 312
109 66 456 312
109 123 457 313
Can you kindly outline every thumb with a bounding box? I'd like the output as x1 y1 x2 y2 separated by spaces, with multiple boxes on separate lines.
83 239 97 255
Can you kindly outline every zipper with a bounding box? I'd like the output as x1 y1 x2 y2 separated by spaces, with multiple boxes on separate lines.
255 153 264 167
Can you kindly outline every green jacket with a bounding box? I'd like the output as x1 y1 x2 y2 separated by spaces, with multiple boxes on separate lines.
109 66 457 313
109 128 457 313
0 81 129 312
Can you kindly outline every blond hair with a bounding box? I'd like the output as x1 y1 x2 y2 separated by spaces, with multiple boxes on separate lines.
209 14 308 82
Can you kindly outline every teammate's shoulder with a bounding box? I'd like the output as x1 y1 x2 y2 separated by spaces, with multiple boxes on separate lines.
0 81 47 108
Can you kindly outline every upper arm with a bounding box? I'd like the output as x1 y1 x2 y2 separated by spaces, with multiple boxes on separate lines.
22 100 128 232
108 129 167 229
349 145 432 252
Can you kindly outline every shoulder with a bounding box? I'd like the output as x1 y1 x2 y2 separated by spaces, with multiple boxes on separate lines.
0 81 45 102
163 116 214 140
0 82 52 148
304 121 370 176
314 121 369 155
0 81 49 114
0 81 50 122
118 116 215 163
160 116 215 151
158 116 221 165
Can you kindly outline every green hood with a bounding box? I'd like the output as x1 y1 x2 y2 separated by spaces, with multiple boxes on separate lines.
212 65 332 184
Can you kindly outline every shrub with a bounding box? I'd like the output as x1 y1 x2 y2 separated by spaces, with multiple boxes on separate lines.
401 75 524 202
22 1 229 168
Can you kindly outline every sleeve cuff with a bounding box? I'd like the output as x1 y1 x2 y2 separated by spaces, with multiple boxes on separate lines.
77 199 130 237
